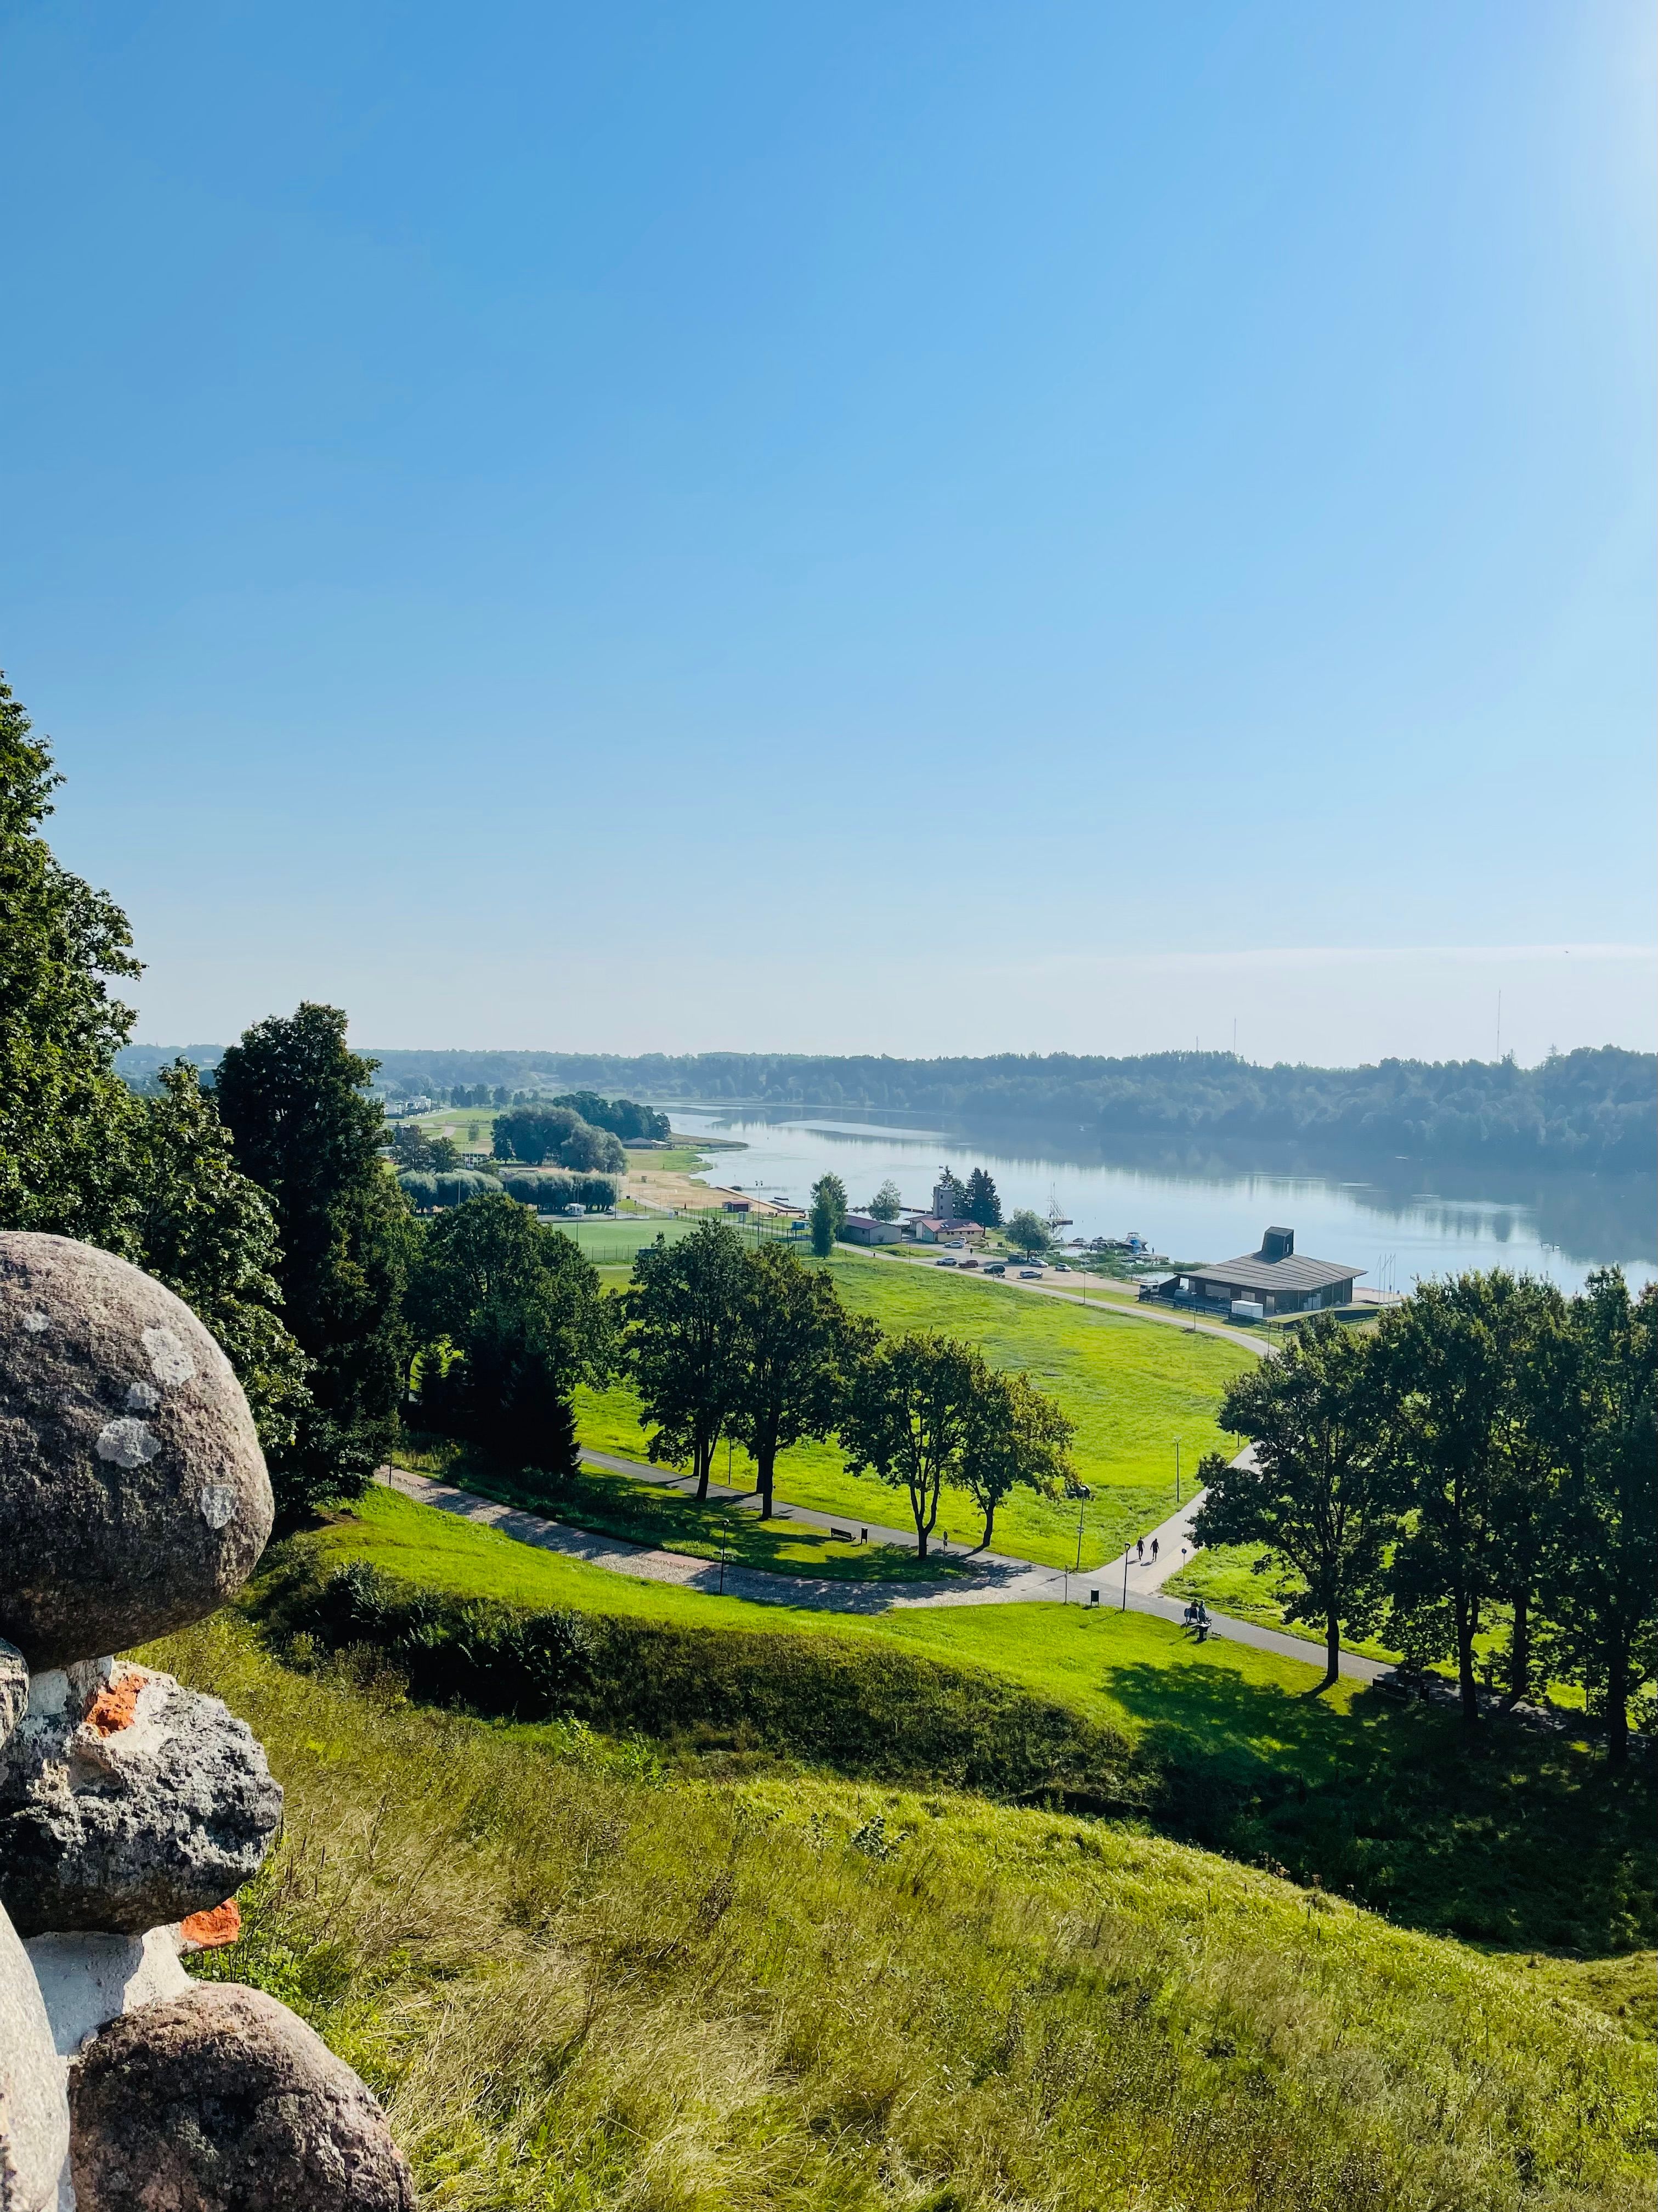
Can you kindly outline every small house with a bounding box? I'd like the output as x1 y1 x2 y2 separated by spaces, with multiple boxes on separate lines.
841 1212 903 1245
1165 1227 1362 1317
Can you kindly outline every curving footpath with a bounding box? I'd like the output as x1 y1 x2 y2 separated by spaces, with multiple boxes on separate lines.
377 1464 1385 1683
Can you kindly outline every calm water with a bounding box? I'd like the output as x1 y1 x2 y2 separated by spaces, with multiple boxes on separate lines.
669 1106 1656 1298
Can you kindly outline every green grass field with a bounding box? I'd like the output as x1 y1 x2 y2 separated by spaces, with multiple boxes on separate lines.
571 1250 1254 1566
288 1486 1657 1955
145 1607 1654 2210
393 1432 964 1583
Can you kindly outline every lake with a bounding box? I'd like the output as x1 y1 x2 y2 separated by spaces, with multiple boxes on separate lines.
667 1105 1656 1297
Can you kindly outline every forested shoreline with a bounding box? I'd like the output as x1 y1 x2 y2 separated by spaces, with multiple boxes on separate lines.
118 1042 1656 1170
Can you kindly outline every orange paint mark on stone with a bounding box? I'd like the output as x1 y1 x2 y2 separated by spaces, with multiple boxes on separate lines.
178 1900 241 1949
82 1670 144 1736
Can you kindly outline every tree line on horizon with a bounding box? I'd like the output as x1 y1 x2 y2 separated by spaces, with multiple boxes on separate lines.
207 1043 1657 1173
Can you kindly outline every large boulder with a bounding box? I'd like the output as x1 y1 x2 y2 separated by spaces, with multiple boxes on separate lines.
0 1645 22 1757
69 1984 416 2211
0 1897 68 2212
0 1662 281 1938
0 1234 273 1671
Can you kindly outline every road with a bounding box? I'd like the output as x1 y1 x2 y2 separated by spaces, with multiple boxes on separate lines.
377 1463 1384 1681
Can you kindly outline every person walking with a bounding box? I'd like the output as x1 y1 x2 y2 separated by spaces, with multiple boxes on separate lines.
1136 1536 1145 1564
1151 1536 1159 1565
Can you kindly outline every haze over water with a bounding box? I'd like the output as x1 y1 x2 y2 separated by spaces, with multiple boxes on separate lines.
670 1107 1656 1299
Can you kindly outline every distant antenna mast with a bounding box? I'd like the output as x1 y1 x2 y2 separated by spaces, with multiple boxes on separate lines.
1496 991 1502 1059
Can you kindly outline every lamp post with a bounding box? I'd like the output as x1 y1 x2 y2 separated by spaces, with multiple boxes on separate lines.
1074 1498 1085 1573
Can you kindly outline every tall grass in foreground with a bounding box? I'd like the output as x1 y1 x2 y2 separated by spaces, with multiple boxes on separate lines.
148 1616 1653 2212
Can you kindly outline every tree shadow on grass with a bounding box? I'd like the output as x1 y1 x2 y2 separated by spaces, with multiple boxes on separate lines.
1100 1660 1657 1956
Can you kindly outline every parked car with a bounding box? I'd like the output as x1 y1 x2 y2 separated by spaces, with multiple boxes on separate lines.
936 1257 959 1267
983 1262 1007 1276
959 1258 981 1269
1018 1267 1042 1279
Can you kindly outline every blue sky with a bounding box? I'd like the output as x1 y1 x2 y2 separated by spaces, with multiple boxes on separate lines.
2 1 1653 1062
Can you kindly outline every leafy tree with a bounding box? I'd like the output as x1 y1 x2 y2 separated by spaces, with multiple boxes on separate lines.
839 1330 981 1558
1005 1210 1050 1256
626 1216 749 1499
494 1104 626 1173
1193 1316 1393 1691
216 1005 411 1518
865 1180 904 1223
728 1244 866 1519
808 1173 849 1258
391 1122 460 1171
1374 1271 1562 1723
126 1062 312 1460
1543 1272 1657 1762
552 1092 670 1143
411 1192 616 1484
955 1369 1073 1550
963 1167 1002 1228
0 669 141 1245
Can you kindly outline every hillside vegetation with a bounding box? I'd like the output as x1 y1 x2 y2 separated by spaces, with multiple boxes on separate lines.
149 1614 1655 2212
248 1487 1656 1955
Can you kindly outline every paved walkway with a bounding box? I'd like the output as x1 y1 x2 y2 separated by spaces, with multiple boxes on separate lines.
377 1465 1384 1681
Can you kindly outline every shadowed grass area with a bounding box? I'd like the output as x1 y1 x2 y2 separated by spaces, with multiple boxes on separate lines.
573 1250 1254 1567
146 1614 1656 2212
258 1487 1657 1955
394 1432 967 1583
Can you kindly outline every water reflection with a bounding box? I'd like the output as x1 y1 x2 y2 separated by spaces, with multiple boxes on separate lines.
667 1105 1655 1295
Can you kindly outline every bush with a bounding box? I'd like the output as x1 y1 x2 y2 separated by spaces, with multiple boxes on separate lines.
268 1557 1136 1804
496 1169 618 1213
398 1167 502 1212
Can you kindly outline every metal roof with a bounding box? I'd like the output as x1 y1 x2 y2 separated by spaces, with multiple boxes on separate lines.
1189 1250 1363 1294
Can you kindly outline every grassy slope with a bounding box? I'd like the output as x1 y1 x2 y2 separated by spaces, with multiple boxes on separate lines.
293 1488 1657 1954
573 1251 1254 1567
152 1615 1655 2212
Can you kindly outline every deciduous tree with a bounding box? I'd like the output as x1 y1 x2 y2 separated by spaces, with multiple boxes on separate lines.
865 1180 904 1223
1005 1210 1050 1256
809 1173 848 1258
1193 1316 1392 1691
1374 1271 1562 1723
626 1216 748 1499
728 1243 865 1519
955 1368 1073 1550
1543 1271 1657 1762
839 1330 981 1558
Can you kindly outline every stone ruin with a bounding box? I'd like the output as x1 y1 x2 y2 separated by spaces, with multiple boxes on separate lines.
0 1233 415 2210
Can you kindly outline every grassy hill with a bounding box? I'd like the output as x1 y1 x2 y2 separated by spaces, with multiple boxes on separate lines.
570 1251 1254 1565
148 1609 1654 2212
250 1487 1656 1956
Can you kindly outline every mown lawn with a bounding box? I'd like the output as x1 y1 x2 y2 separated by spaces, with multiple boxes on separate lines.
293 1487 1657 1955
146 1613 1655 2212
574 1250 1255 1567
393 1432 965 1584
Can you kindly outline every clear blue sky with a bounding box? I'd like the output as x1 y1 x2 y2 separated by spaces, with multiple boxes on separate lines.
3 1 1653 1063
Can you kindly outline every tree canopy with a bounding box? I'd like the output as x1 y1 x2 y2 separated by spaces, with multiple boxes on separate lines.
216 1004 410 1517
625 1216 750 1499
493 1105 626 1173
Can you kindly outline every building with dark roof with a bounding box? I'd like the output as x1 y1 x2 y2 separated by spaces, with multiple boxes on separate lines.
1163 1227 1363 1317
